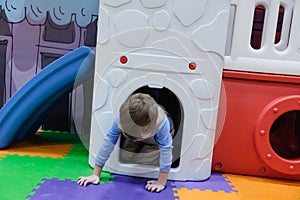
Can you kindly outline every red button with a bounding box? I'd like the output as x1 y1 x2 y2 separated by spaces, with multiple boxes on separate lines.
120 56 128 64
189 62 197 70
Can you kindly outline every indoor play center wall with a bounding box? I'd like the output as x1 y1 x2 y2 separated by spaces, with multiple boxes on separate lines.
212 0 300 180
0 0 98 133
1 0 299 183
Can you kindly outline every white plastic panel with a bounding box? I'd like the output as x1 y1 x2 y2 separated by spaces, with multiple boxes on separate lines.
89 0 230 181
226 0 300 75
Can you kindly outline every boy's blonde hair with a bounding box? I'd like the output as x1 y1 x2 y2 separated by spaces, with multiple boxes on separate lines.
120 93 158 138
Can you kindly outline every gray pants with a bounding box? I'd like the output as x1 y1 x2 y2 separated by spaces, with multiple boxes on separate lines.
119 117 174 166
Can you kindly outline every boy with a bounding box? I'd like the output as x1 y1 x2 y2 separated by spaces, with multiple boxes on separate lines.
78 93 174 192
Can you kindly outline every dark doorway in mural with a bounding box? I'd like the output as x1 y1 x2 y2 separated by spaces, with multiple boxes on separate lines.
0 11 12 36
41 52 71 132
84 18 97 47
43 14 75 44
0 40 7 108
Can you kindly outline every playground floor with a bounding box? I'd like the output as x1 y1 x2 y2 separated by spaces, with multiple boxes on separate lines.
0 131 299 200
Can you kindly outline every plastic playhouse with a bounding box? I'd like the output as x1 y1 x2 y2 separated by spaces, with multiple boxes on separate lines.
89 0 230 181
212 0 300 180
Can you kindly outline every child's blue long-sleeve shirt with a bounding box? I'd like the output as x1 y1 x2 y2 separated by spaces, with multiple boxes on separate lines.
95 114 173 172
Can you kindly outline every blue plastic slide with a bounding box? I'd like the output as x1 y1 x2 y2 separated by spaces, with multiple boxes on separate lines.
0 46 95 149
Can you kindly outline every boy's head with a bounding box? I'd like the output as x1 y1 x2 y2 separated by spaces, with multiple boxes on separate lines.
120 93 158 139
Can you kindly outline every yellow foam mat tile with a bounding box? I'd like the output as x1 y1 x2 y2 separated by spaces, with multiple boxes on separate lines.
0 139 73 159
224 173 300 200
173 188 240 200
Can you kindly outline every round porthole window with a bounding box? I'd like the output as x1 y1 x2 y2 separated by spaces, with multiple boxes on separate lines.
269 111 300 159
255 95 300 175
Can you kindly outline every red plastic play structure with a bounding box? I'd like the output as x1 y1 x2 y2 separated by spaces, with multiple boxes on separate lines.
212 2 300 180
213 71 300 180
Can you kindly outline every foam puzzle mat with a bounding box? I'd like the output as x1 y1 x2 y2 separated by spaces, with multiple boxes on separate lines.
0 131 299 200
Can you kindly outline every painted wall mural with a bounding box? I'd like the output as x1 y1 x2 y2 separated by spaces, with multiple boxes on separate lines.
0 0 99 132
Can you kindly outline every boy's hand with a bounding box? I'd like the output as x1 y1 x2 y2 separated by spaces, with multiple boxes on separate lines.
145 180 165 192
77 175 100 186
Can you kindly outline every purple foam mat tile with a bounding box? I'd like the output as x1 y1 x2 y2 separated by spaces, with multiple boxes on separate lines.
26 178 111 200
110 174 176 200
172 172 237 193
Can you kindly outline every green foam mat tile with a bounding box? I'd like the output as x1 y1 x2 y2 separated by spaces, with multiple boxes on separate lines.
0 154 61 200
0 131 113 200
